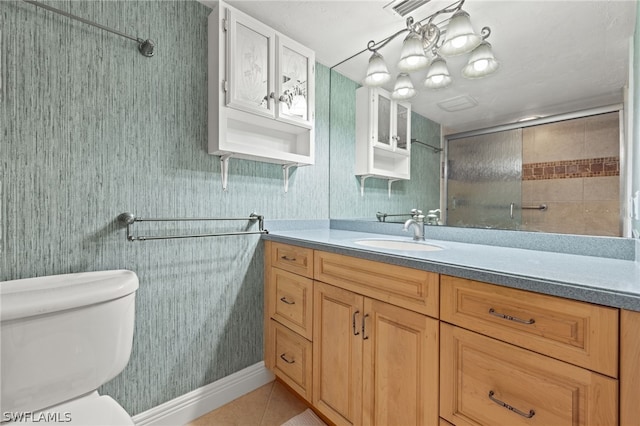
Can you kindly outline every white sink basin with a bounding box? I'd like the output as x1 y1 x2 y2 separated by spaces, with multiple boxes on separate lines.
354 239 443 252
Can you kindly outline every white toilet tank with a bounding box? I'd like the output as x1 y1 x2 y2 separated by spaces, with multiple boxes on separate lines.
0 270 139 416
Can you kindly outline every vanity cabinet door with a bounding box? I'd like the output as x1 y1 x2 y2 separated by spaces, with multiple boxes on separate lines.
440 275 618 377
269 320 313 402
440 324 617 426
225 7 276 119
312 279 439 426
313 281 364 426
362 298 439 426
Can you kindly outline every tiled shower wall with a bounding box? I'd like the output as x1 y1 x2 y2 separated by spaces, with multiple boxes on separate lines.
0 0 329 415
521 112 620 236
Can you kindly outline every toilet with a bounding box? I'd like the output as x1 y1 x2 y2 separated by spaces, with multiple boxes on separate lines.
0 270 139 425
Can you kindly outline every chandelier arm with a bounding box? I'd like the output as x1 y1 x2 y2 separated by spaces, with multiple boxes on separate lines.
367 27 410 52
480 26 491 40
422 0 465 27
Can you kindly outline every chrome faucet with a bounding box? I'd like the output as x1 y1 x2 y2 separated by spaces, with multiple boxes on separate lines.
403 209 425 241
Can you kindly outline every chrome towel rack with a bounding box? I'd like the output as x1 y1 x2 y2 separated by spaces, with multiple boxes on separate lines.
117 212 268 242
376 211 414 222
22 0 155 57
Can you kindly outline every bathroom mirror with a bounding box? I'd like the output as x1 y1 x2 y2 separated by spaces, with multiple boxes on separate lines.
223 0 636 237
326 0 636 238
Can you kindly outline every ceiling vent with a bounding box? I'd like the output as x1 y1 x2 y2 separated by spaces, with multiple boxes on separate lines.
437 95 479 112
383 0 432 18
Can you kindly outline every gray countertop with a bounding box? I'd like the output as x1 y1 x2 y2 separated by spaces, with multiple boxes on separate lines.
262 227 640 311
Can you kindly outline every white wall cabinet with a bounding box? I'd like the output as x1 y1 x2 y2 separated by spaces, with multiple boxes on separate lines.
208 2 315 191
355 87 411 196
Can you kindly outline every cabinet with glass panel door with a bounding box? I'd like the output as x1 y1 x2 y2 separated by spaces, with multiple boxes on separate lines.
207 1 315 188
355 86 411 182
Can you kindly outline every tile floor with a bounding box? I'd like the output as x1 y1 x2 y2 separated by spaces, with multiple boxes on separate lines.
186 380 308 426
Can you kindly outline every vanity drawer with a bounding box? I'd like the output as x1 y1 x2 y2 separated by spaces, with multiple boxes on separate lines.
440 324 618 426
314 251 439 317
268 267 313 339
440 275 619 377
269 320 313 402
270 242 314 278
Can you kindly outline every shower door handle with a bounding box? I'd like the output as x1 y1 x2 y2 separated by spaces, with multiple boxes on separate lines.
510 203 514 219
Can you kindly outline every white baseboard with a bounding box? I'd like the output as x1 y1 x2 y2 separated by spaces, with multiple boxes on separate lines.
132 362 275 426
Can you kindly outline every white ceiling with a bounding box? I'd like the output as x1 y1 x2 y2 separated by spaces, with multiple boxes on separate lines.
201 0 637 133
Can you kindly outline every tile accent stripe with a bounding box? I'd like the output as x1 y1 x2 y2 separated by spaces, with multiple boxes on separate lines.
523 157 620 180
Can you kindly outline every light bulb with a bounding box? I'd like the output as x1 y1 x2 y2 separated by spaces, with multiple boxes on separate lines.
473 59 489 71
371 73 385 82
451 35 468 49
431 75 444 84
398 88 409 96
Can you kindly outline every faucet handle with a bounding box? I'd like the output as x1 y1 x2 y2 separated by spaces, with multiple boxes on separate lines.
410 208 423 217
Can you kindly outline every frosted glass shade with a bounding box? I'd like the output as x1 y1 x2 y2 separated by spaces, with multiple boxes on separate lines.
439 10 482 56
391 73 416 100
423 57 452 89
397 32 429 72
462 41 499 78
364 51 391 86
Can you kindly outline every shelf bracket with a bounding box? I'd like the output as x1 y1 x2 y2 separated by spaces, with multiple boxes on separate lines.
220 154 233 191
359 175 372 197
282 163 297 193
388 179 400 198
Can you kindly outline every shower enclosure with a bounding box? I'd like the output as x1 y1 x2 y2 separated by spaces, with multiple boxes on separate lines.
445 128 523 230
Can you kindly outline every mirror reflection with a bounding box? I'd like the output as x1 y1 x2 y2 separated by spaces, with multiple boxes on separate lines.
329 1 635 238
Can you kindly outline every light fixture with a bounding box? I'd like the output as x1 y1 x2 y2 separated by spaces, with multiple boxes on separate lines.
438 10 482 56
397 32 429 72
362 0 498 95
462 41 499 78
391 73 416 100
364 51 391 86
423 56 452 89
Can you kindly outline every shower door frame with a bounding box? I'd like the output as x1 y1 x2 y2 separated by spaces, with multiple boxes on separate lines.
441 104 626 235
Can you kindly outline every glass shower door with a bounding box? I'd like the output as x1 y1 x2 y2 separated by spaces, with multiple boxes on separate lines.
446 129 522 230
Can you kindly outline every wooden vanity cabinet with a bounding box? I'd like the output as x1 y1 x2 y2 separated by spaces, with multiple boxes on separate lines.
265 242 440 425
440 275 619 426
313 281 438 426
264 241 314 401
265 242 633 426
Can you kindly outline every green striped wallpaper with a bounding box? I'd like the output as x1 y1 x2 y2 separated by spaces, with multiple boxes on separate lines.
0 0 328 415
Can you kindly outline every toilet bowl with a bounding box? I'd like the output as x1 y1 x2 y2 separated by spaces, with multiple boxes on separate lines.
0 270 139 425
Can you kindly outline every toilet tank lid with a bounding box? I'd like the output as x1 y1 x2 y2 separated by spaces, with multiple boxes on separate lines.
0 270 139 321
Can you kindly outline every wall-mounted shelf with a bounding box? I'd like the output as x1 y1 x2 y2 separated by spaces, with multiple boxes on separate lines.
355 87 411 195
358 175 401 198
208 2 315 192
355 86 411 197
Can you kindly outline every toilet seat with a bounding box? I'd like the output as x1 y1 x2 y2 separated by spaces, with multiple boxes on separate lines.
21 392 134 426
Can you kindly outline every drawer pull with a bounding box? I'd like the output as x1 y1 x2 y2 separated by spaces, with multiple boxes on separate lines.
280 353 295 364
280 297 295 305
488 308 535 325
362 313 370 340
280 255 297 262
488 391 535 419
352 310 360 336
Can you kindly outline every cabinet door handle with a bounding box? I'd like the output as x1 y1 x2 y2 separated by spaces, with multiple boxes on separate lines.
280 297 295 305
280 255 297 262
280 353 295 364
362 313 370 340
352 310 360 336
488 308 535 325
488 391 535 419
